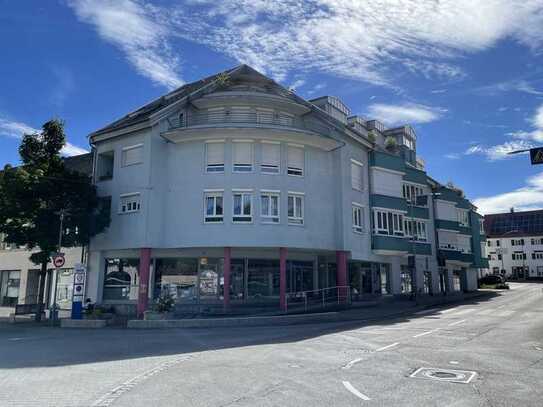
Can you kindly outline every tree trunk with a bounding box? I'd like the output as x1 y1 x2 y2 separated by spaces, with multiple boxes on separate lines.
34 261 47 322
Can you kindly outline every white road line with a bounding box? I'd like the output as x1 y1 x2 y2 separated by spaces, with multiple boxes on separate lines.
413 329 439 338
375 342 400 352
342 381 371 401
414 308 440 315
447 319 466 327
343 358 363 370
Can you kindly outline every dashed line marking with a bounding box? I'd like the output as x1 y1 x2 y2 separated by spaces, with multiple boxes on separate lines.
91 356 191 406
343 358 363 370
342 381 371 401
375 342 400 352
447 319 466 327
413 329 439 338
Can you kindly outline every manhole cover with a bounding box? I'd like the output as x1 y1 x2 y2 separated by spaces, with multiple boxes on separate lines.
410 367 477 384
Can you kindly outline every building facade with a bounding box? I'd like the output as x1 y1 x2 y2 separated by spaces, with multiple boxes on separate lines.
484 209 543 279
86 65 487 317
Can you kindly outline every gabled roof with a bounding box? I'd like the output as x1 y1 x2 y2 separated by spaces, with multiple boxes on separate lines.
90 65 242 138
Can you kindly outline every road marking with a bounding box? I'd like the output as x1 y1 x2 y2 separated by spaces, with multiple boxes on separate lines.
343 358 363 370
452 308 475 316
91 356 190 407
415 308 439 315
439 308 458 314
413 329 439 338
342 381 371 401
375 342 400 352
447 319 466 327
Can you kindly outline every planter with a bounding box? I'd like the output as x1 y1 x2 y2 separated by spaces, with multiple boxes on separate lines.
143 310 174 320
61 319 107 328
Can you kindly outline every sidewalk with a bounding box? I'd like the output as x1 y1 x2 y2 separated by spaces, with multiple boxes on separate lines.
126 290 495 329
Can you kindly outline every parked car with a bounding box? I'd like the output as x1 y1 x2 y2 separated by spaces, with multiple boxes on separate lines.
478 274 505 286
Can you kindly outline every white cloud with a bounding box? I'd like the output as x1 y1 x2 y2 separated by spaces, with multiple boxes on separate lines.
0 118 88 157
474 172 543 215
69 0 184 89
163 0 543 86
462 140 534 161
367 103 443 126
476 79 543 96
288 79 306 91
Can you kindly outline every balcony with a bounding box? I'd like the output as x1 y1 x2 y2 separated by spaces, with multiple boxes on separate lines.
438 249 474 264
162 110 340 150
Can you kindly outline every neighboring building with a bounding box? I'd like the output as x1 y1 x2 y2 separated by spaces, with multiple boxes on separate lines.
484 209 543 279
85 65 487 317
0 153 92 311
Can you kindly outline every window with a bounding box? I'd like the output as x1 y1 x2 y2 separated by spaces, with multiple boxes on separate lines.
205 142 225 173
479 220 485 234
400 268 412 294
288 193 304 225
512 251 526 260
438 230 458 250
261 192 280 223
352 204 363 233
287 145 304 176
233 191 252 222
404 218 427 241
457 235 472 253
457 209 470 227
452 271 462 292
103 258 139 301
121 144 143 167
532 238 543 245
119 193 141 214
204 191 223 223
351 160 364 191
233 141 253 172
403 136 415 150
496 240 500 247
372 209 404 237
532 251 543 260
256 108 274 124
97 151 114 181
278 112 294 126
261 142 280 174
511 239 525 246
402 183 424 204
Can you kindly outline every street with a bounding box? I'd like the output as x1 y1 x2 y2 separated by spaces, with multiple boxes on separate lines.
1 283 542 407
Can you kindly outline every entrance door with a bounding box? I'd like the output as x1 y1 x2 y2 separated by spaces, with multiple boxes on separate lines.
199 264 219 299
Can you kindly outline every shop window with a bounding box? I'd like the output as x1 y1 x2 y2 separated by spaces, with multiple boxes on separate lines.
400 267 412 294
0 270 20 306
103 259 139 301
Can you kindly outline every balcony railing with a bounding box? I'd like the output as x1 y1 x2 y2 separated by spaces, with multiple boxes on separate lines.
167 110 331 136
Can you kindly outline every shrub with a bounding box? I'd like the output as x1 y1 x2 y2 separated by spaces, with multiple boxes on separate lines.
155 292 176 313
384 136 398 152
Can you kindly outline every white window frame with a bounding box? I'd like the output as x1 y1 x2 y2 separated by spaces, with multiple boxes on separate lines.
402 182 425 205
204 190 224 223
119 193 141 214
232 190 253 223
121 144 143 167
205 141 225 173
457 209 470 227
287 144 304 177
352 203 364 233
373 209 389 235
260 190 280 224
288 192 304 225
232 141 253 173
260 141 281 174
351 159 364 191
404 218 427 241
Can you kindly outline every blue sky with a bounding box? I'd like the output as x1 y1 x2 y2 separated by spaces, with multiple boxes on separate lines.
2 1 543 214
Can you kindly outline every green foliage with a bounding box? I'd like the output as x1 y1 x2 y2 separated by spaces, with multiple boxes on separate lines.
215 72 231 88
0 119 110 266
384 136 398 152
155 292 175 313
367 130 376 144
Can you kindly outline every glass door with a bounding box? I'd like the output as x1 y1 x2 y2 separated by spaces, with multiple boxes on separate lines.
199 263 219 300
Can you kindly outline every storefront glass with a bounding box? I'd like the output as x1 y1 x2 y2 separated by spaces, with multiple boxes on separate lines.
154 258 198 302
0 270 20 306
379 264 390 294
287 260 314 293
400 266 413 294
103 259 139 301
349 262 373 300
247 259 279 299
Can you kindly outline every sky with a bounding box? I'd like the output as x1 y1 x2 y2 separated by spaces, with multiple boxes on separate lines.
2 0 543 215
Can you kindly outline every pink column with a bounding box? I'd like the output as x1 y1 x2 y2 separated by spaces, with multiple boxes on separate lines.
279 247 287 312
137 248 151 319
336 250 348 303
223 247 231 310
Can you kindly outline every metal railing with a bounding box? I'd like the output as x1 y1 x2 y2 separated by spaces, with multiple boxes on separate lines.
285 285 351 313
167 110 331 136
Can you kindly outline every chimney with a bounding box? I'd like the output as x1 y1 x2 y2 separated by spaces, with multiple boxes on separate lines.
510 207 515 213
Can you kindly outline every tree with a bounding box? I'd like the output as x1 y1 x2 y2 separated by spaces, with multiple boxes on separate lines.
0 119 110 321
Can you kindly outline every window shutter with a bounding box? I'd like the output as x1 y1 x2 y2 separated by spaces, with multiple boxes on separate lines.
288 146 304 171
233 142 252 165
206 142 224 165
351 162 363 190
122 145 143 166
262 143 280 168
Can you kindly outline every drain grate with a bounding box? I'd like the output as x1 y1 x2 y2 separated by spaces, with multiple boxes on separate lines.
410 367 477 384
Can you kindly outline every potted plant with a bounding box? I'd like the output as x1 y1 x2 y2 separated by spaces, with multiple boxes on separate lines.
384 136 398 153
144 293 176 320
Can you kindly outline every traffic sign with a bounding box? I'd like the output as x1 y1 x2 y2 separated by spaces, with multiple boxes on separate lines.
530 147 543 165
53 255 65 268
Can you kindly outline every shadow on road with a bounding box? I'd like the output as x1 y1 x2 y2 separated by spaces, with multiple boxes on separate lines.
0 291 504 369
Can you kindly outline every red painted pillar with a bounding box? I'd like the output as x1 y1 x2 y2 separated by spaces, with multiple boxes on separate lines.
336 250 348 303
279 247 287 312
223 247 231 310
137 248 151 319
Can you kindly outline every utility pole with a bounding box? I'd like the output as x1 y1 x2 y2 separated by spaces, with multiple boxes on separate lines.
50 209 66 321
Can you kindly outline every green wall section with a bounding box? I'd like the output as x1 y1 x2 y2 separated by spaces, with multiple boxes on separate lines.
369 151 405 173
372 235 410 252
371 194 408 211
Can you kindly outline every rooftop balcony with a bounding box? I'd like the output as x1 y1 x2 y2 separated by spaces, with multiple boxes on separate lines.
163 110 341 150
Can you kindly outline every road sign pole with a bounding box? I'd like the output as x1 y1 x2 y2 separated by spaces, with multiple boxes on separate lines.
71 263 86 320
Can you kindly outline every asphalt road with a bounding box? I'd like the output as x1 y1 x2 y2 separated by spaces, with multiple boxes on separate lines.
1 282 542 407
